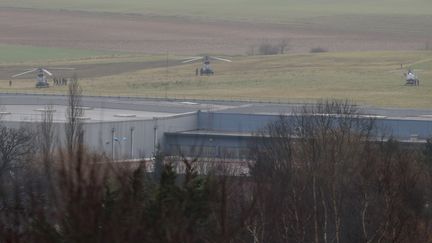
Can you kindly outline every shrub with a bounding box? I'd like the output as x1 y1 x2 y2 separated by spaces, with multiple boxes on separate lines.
258 42 280 55
310 47 328 53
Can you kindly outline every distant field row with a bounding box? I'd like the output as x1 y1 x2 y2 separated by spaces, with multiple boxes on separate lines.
0 44 123 64
2 0 432 22
1 5 431 56
1 51 431 108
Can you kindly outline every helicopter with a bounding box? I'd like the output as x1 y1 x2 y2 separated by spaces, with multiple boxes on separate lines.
404 68 420 86
12 67 74 88
182 56 232 76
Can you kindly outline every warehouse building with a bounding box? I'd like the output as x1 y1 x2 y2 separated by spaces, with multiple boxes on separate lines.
0 94 431 160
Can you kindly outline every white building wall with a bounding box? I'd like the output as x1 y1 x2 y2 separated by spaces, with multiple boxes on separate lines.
82 112 198 159
1 112 198 160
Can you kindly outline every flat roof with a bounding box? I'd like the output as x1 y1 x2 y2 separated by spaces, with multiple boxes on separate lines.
213 103 432 121
1 93 432 121
0 93 235 114
0 105 175 123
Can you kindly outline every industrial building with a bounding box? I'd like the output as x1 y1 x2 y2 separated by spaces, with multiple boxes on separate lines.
0 94 431 160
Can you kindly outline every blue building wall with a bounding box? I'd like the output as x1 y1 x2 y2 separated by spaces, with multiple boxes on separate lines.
165 132 253 158
164 112 432 158
198 112 281 133
374 119 432 140
198 112 432 140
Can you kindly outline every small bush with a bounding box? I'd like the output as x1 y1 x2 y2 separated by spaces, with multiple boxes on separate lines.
258 43 280 55
310 47 328 53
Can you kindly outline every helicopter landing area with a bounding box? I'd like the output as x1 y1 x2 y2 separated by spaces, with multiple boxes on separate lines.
0 60 181 80
0 8 429 55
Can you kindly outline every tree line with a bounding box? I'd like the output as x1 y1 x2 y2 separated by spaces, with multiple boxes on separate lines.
0 82 431 242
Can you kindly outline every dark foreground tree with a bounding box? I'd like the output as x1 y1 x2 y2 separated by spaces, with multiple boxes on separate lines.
0 125 35 176
65 74 83 155
249 100 432 243
0 100 431 243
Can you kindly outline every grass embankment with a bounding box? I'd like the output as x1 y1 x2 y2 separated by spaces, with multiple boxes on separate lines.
88 51 432 108
2 51 431 108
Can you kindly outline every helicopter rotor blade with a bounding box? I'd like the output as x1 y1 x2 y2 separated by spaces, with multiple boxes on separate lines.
183 56 202 60
11 68 38 78
182 57 203 63
47 67 75 70
210 56 232 62
42 69 53 76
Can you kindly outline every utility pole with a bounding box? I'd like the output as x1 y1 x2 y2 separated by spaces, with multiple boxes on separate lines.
153 118 158 155
130 127 135 159
111 127 115 160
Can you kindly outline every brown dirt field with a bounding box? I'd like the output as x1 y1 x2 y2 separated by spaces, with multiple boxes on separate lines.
0 8 428 55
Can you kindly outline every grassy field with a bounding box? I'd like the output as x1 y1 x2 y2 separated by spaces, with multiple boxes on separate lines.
2 51 431 108
0 44 123 64
2 0 431 21
1 1 431 108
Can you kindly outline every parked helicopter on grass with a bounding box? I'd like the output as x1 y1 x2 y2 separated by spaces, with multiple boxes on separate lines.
12 67 74 88
404 68 420 86
182 56 232 76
